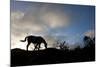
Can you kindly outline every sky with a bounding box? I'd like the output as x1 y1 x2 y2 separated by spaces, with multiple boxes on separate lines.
11 0 95 50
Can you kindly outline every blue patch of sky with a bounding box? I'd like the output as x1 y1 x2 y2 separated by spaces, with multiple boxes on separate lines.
46 4 95 44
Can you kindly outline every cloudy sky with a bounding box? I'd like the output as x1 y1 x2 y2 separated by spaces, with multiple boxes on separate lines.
11 0 95 50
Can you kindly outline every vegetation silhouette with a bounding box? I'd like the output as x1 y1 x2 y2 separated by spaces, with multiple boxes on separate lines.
20 35 47 51
11 35 95 66
58 41 69 50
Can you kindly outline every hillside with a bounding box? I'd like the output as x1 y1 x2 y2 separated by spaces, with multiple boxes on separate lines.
11 48 95 66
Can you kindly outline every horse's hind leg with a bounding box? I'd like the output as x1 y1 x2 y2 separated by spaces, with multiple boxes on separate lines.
26 42 31 51
34 44 37 51
34 44 40 51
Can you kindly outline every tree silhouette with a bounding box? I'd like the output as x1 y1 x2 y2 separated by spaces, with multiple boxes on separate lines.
83 36 95 48
59 41 69 50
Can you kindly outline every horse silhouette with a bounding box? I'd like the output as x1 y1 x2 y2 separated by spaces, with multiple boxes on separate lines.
20 35 47 51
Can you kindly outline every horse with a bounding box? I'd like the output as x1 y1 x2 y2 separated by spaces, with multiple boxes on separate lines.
20 35 47 51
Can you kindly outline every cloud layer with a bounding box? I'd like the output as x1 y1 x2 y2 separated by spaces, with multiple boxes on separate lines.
11 3 70 49
11 1 95 50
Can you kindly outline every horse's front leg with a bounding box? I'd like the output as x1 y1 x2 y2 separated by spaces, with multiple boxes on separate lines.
37 44 41 50
34 48 36 51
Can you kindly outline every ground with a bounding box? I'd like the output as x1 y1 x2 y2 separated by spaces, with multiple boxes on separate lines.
11 48 95 66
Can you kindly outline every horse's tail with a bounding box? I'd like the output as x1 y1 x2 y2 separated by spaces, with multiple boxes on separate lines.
20 37 27 42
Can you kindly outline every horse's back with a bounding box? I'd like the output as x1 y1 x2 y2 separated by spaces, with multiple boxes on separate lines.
27 35 45 43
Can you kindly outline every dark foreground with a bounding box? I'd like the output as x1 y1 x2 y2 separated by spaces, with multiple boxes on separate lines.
11 47 95 66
